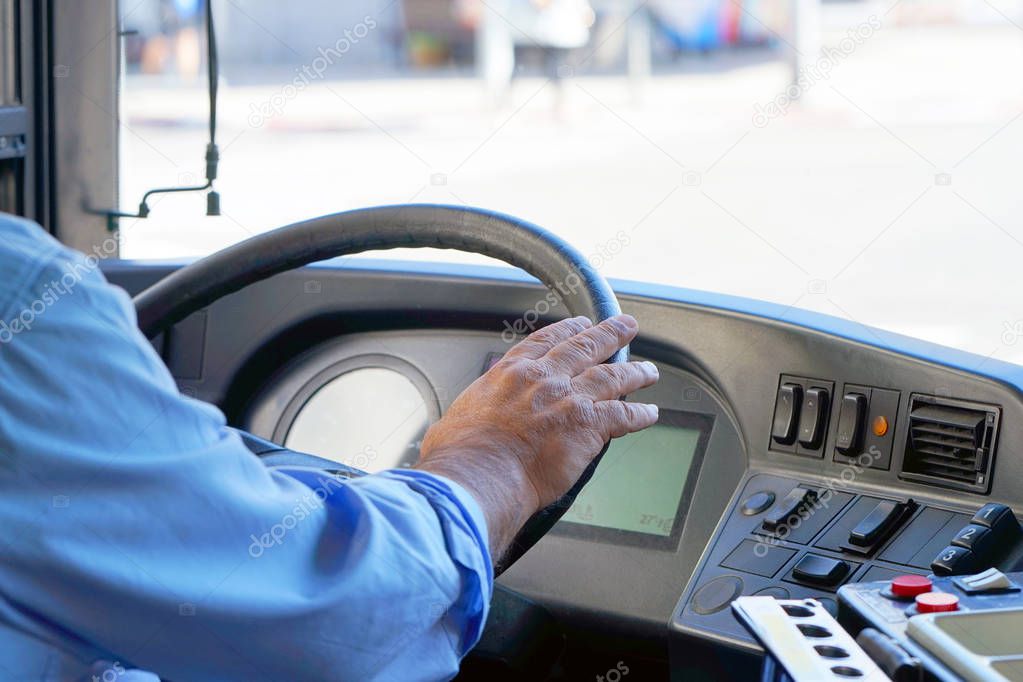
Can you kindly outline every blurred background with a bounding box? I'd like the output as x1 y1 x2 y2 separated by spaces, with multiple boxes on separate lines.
117 0 1023 364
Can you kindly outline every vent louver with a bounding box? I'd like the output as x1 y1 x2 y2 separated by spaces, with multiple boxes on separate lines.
900 394 1000 493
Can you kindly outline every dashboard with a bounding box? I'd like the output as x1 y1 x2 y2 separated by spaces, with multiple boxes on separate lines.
239 328 746 647
103 258 1023 679
251 334 713 543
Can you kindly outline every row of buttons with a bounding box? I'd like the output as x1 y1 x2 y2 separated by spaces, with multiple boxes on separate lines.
885 568 1021 614
752 489 1021 578
757 487 913 558
930 503 1022 575
771 380 831 452
770 376 899 467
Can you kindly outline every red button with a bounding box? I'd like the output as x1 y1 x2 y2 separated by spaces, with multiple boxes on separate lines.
891 575 932 598
915 592 959 613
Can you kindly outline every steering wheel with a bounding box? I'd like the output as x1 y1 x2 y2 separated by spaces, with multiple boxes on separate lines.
134 204 628 573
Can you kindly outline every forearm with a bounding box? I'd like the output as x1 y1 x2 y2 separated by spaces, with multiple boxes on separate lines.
4 454 493 680
415 447 538 564
0 223 494 679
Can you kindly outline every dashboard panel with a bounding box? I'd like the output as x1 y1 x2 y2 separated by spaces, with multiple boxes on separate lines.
240 329 747 642
102 258 1023 678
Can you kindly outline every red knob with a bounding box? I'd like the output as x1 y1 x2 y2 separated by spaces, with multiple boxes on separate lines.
915 592 959 613
891 575 932 598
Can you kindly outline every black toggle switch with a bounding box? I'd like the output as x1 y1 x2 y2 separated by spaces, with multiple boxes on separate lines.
772 383 803 446
835 392 868 455
798 387 829 449
792 554 851 586
931 545 977 577
763 487 818 532
848 500 911 547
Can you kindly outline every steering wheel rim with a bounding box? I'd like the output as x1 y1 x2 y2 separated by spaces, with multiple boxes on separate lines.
134 204 628 573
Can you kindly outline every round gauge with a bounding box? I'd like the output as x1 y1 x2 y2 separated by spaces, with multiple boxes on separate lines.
283 367 430 472
246 350 441 473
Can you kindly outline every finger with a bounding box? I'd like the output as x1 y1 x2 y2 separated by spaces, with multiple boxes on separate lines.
593 401 659 440
503 316 592 361
571 361 659 401
544 314 638 375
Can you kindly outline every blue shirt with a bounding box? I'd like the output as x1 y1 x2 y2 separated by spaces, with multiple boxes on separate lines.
0 214 493 681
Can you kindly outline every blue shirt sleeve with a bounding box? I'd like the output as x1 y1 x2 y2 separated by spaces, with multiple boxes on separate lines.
0 214 493 681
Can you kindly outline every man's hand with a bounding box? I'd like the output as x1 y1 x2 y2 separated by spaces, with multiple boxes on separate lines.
415 314 659 562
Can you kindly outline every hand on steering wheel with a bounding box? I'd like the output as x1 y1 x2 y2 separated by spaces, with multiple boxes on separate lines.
416 315 660 564
133 204 640 573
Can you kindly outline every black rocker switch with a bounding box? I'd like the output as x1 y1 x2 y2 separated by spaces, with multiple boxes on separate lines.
848 500 910 547
772 383 803 446
835 392 868 455
798 387 829 449
763 488 818 532
792 554 851 587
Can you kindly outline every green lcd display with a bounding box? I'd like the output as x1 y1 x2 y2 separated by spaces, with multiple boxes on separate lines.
558 410 712 549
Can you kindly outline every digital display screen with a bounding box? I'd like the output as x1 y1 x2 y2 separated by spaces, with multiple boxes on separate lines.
559 410 712 548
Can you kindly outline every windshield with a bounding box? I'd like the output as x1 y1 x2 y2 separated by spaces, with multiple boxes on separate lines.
119 0 1023 364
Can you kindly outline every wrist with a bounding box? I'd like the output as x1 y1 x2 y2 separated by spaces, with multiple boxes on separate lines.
415 444 539 561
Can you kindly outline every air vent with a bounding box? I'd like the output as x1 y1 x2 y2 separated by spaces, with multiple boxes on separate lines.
900 394 1000 493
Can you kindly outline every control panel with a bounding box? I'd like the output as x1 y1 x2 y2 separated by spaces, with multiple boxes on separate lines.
770 374 900 468
770 374 1004 496
929 503 1023 576
840 570 1023 680
770 375 835 458
671 474 1023 652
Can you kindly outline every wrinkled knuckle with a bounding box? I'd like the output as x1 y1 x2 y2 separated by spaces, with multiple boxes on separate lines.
623 402 645 425
563 317 587 334
498 356 526 377
604 317 631 341
568 396 598 426
594 364 624 393
571 334 601 359
527 324 554 342
602 402 628 437
543 377 572 400
520 360 551 384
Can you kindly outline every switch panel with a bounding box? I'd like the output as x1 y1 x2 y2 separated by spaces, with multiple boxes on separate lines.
770 375 834 457
930 504 1022 577
833 385 901 470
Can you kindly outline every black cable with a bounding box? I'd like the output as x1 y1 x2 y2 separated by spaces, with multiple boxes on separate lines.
203 0 220 214
206 0 217 146
100 0 221 227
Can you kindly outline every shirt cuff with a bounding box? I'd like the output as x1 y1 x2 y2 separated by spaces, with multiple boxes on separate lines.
378 469 495 653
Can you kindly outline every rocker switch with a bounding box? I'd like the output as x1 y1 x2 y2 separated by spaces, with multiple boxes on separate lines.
772 383 802 446
798 387 829 449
